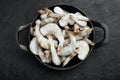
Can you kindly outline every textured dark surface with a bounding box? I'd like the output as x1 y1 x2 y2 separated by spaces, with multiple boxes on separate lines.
0 0 120 80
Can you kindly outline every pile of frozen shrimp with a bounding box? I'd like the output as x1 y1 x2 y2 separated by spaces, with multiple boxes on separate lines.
29 6 95 67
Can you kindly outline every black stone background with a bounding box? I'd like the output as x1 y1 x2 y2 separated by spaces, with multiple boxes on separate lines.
0 0 120 80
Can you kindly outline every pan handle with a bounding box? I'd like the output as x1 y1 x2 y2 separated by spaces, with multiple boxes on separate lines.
91 20 109 48
16 23 30 51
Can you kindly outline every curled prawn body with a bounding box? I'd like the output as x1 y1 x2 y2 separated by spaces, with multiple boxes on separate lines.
35 20 50 49
48 37 61 66
58 33 76 56
29 37 47 62
40 23 65 47
76 40 89 60
63 40 90 66
29 37 38 55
